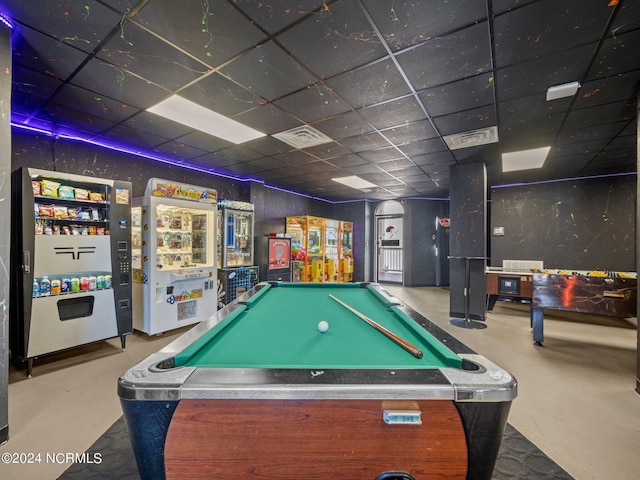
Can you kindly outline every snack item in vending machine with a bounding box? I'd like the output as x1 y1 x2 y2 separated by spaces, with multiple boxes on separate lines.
89 192 104 202
58 185 75 198
40 179 60 197
75 188 89 200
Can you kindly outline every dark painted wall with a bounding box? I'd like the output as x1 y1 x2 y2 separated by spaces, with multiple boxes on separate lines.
333 201 370 282
402 199 449 287
11 130 249 200
490 175 636 272
11 131 371 284
367 199 449 287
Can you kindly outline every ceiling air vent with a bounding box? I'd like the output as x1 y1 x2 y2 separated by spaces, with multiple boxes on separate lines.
443 126 499 150
273 125 333 149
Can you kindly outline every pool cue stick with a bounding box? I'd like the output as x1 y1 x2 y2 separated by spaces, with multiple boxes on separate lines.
329 294 423 359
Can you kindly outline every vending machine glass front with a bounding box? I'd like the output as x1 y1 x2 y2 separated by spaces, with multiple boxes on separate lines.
155 204 213 271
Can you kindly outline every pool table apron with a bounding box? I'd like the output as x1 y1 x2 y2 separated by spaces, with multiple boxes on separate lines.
164 398 467 479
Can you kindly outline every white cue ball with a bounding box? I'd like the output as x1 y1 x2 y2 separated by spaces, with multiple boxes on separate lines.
318 320 329 333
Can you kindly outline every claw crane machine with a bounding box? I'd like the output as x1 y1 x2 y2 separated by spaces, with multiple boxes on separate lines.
216 199 258 306
10 167 133 376
286 216 326 282
325 219 340 282
131 179 217 335
340 221 354 282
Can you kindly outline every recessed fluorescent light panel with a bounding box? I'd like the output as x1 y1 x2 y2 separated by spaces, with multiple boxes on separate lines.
147 95 265 144
332 175 377 190
502 146 551 172
546 81 581 101
443 126 499 150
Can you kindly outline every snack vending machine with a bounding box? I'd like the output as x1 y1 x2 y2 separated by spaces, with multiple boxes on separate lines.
10 167 133 376
132 179 217 335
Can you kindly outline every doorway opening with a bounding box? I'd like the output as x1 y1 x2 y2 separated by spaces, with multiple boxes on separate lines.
375 201 404 285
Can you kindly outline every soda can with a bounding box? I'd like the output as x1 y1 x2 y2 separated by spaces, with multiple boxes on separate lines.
61 278 71 294
104 275 112 289
50 279 61 295
80 277 90 291
71 277 80 292
88 276 97 290
97 275 105 289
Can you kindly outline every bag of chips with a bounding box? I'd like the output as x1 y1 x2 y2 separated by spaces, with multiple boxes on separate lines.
41 179 60 197
58 185 75 198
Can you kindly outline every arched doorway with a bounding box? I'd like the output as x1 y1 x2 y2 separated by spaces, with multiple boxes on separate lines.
375 200 404 284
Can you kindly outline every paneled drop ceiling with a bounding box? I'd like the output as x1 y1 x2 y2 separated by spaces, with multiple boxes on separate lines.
2 0 639 201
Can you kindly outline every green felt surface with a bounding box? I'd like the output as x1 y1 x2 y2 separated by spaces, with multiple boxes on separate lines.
175 283 462 369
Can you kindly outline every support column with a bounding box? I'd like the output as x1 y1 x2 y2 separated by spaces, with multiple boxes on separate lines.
449 163 487 328
0 19 12 444
636 89 640 395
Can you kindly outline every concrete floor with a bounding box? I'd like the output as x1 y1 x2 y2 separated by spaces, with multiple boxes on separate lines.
2 285 639 480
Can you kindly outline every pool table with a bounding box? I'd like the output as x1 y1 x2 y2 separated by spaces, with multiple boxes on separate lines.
118 282 517 480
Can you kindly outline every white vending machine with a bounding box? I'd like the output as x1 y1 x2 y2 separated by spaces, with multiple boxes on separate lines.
10 167 133 376
132 178 217 335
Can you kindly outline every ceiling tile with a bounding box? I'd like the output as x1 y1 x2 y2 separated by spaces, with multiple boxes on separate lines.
432 105 497 136
277 0 387 79
215 145 263 162
380 120 438 145
326 58 411 108
585 29 640 81
11 27 89 80
420 73 496 117
3 0 120 52
493 0 614 67
495 44 597 104
399 137 448 157
133 0 267 67
97 21 211 91
232 104 301 135
312 111 375 140
339 131 390 152
173 130 234 153
396 22 492 91
179 72 264 117
220 41 316 101
71 58 171 109
362 0 487 52
302 141 351 160
233 0 329 35
274 82 351 123
12 66 62 117
152 140 209 160
51 83 138 123
359 96 427 130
